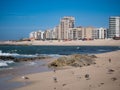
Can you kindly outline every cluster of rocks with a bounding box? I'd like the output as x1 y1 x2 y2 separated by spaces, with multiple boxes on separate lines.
48 54 96 68
0 56 50 62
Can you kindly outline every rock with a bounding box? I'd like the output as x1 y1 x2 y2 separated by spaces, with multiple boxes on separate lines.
85 74 89 79
53 77 57 83
48 54 96 68
90 55 97 58
0 55 50 62
0 56 15 60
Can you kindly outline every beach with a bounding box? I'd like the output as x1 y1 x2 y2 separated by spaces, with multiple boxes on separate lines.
13 50 120 90
0 39 120 46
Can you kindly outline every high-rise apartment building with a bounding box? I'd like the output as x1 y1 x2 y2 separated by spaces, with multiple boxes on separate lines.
108 16 120 38
60 16 75 40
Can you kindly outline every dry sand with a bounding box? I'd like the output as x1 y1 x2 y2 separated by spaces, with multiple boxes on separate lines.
13 50 120 90
0 39 120 46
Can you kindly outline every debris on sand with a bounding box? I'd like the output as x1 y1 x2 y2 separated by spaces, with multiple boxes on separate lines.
111 77 117 81
21 76 29 79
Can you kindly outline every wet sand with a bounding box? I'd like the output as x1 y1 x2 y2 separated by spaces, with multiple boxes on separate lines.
13 50 120 90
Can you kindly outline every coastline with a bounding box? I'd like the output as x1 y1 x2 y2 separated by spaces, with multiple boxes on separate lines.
13 50 120 90
0 39 120 46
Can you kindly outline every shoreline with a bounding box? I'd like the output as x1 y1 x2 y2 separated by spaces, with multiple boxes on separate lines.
0 39 120 46
12 50 120 90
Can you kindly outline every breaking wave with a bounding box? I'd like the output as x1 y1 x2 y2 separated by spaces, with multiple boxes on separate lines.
0 60 14 67
0 50 37 58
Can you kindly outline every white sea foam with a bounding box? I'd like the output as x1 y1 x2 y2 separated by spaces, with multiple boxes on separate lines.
28 62 36 66
0 60 14 67
0 61 8 67
0 50 19 56
0 50 37 58
48 54 62 58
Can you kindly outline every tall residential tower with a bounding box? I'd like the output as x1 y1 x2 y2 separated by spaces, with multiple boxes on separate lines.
60 16 75 40
108 16 120 38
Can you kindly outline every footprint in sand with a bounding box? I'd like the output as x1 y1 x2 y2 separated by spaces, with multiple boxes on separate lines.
85 74 90 80
111 77 117 81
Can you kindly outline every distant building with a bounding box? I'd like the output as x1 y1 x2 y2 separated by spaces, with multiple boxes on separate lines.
108 16 120 38
29 16 108 40
69 27 83 40
43 29 51 40
52 28 58 39
98 28 107 39
29 30 44 40
83 27 93 39
29 32 35 39
55 25 61 40
93 28 107 39
60 16 75 40
69 27 94 40
92 28 98 39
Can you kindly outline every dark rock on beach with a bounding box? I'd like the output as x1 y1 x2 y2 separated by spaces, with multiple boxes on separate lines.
48 54 96 68
0 56 15 60
0 55 50 62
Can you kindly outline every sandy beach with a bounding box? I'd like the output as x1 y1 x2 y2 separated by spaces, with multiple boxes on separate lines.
0 39 120 46
13 50 120 90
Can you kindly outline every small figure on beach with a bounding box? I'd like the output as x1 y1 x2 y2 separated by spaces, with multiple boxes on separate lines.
109 58 111 63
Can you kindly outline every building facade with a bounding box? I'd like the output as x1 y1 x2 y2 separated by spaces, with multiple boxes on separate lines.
92 28 107 39
68 27 94 40
29 30 44 40
43 29 51 40
108 16 120 38
82 27 93 39
69 27 83 40
60 16 75 40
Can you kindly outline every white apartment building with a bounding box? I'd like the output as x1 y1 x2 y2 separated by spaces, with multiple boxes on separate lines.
29 30 44 40
98 28 106 39
92 28 107 39
108 16 120 38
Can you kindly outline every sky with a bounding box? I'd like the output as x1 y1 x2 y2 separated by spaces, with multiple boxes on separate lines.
0 0 120 40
